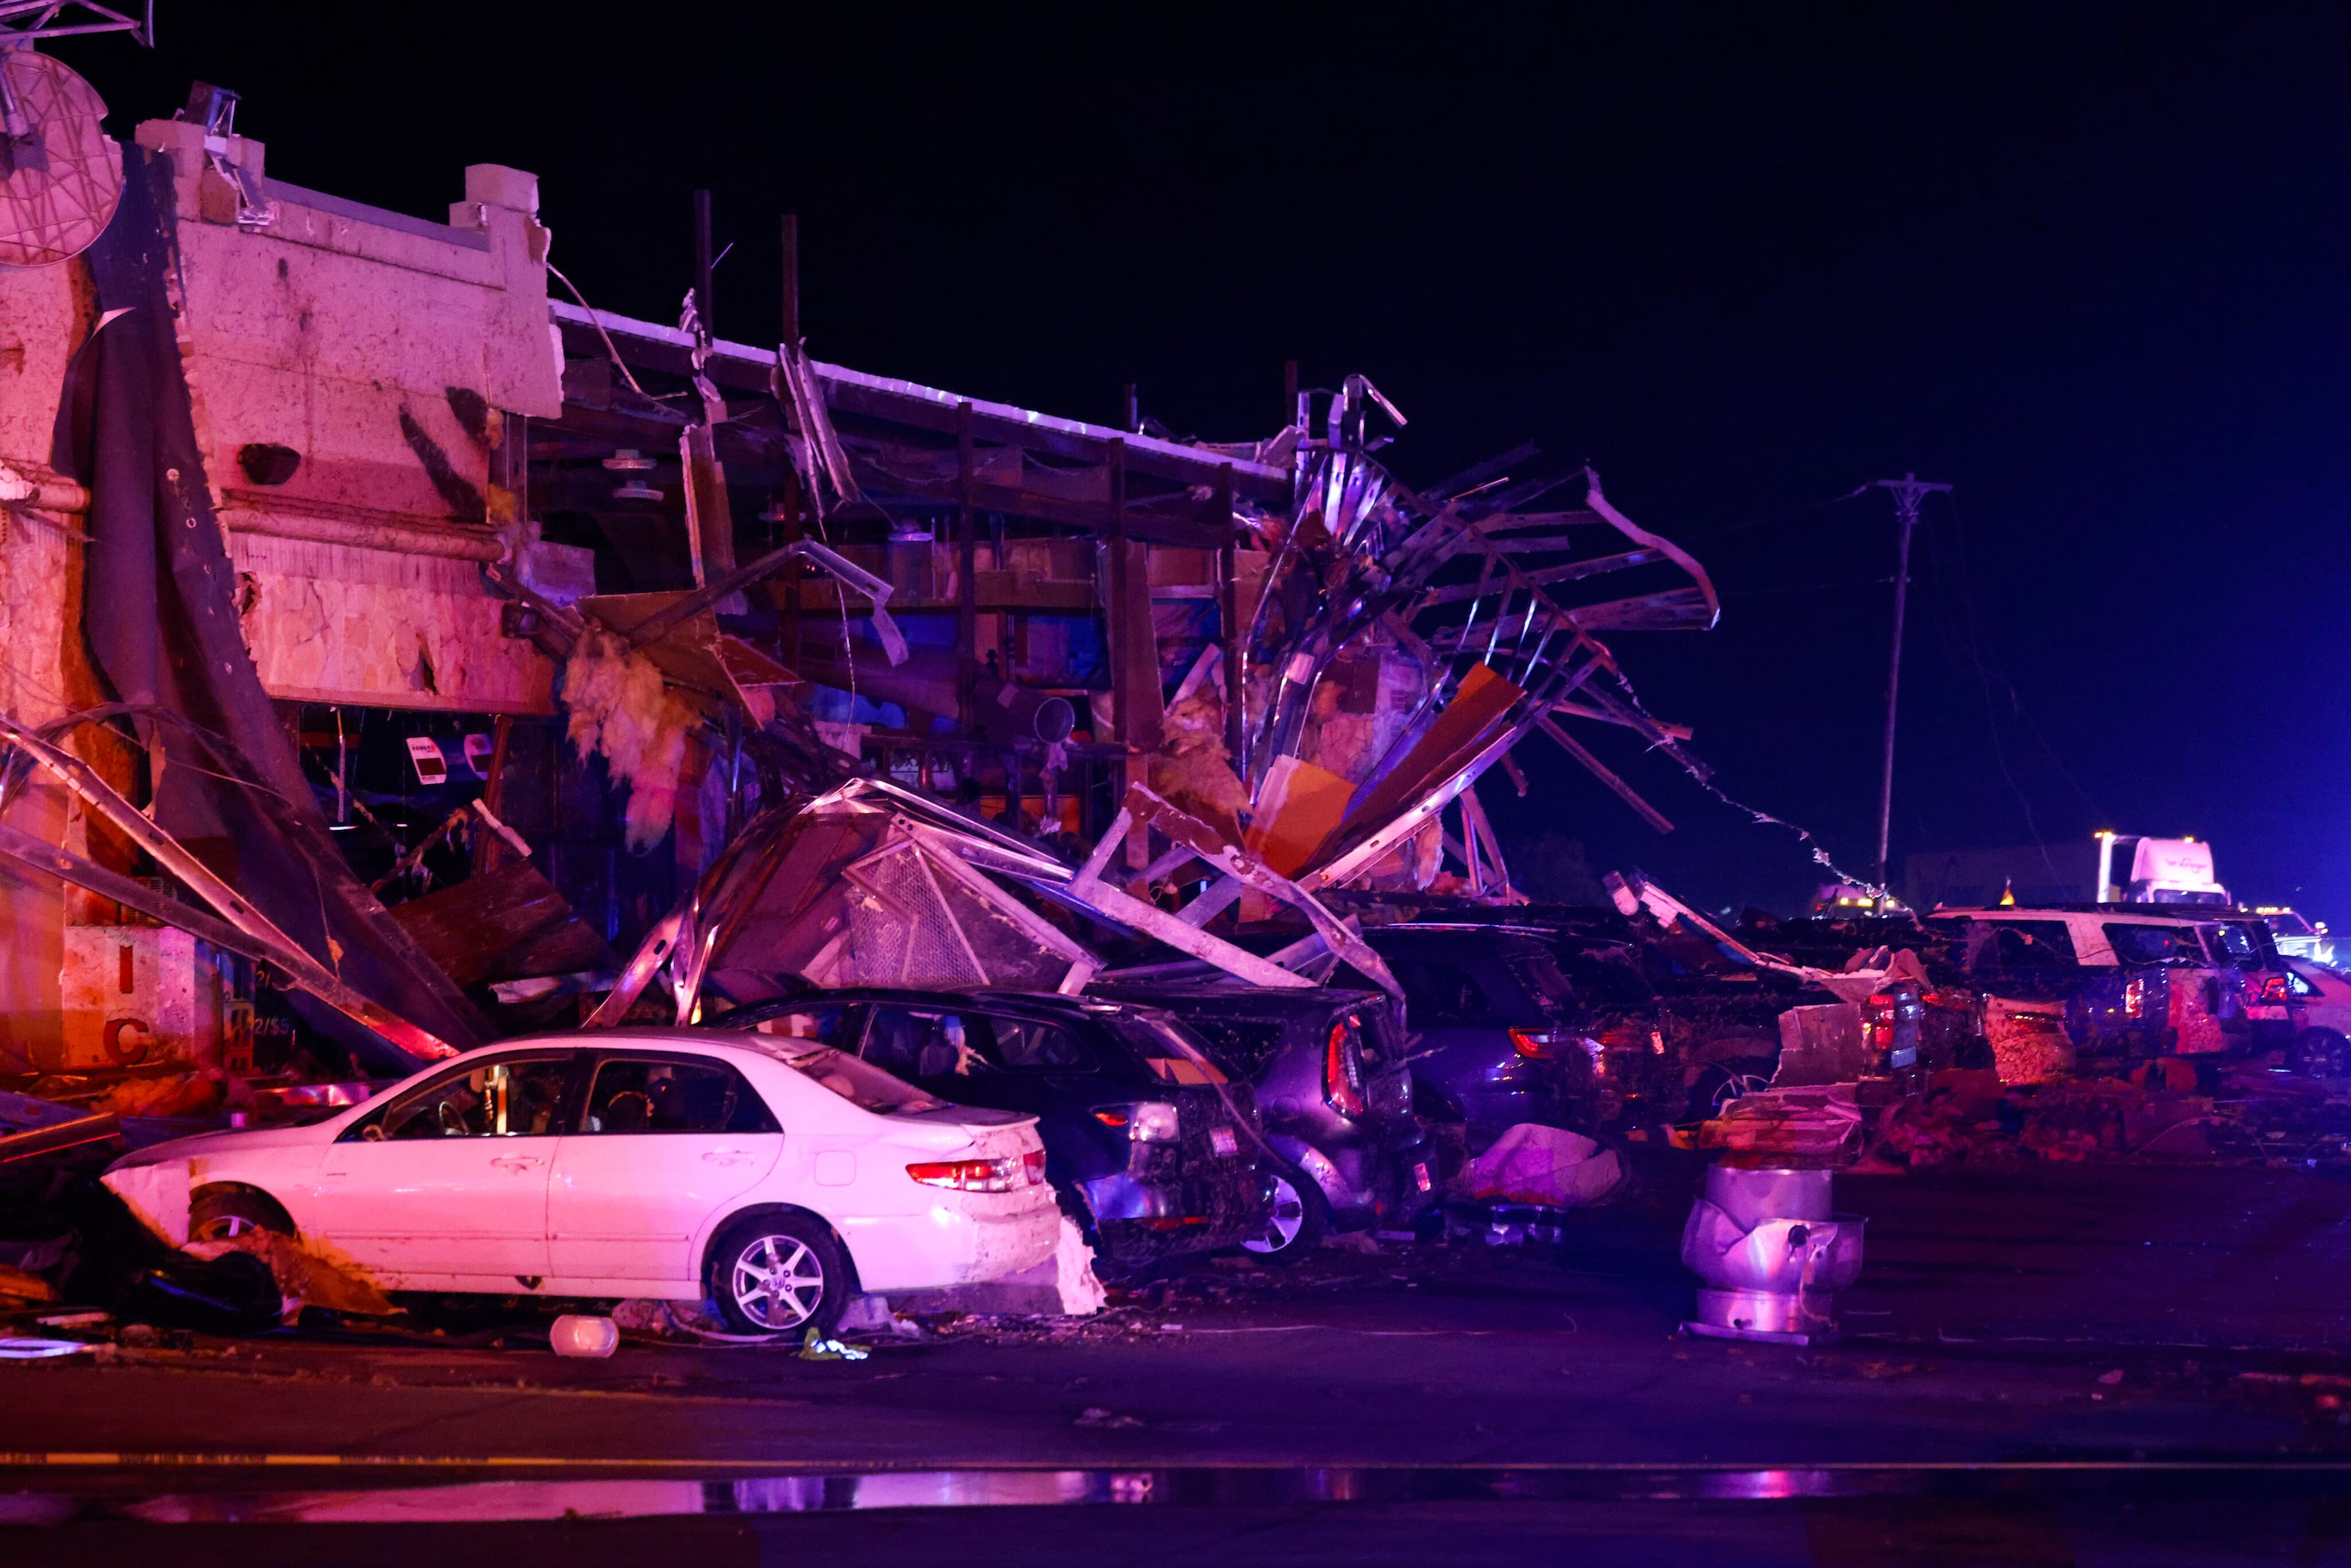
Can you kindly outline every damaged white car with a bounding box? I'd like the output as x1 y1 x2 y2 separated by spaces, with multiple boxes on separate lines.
101 1031 1059 1337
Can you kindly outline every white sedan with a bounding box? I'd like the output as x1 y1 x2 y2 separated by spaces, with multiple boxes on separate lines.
2281 958 2351 1078
102 1029 1059 1336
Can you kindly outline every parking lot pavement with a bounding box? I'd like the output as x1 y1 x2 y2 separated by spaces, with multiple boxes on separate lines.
7 1156 2351 1475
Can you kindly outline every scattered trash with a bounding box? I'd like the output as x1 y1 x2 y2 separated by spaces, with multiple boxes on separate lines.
0 1337 93 1359
796 1326 870 1362
1446 1201 1575 1248
0 1263 54 1301
1464 1124 1624 1208
186 1232 402 1321
834 1294 926 1340
1699 1087 1867 1163
122 1250 280 1338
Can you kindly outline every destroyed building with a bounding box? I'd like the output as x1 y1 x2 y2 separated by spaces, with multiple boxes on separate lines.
0 65 1725 1090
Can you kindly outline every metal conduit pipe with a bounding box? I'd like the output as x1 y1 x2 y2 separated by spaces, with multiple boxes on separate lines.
220 500 508 561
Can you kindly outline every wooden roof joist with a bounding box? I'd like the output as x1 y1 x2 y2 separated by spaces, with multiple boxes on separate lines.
549 300 1292 503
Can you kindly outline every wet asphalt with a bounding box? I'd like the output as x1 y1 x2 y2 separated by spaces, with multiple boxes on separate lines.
9 1153 2351 1560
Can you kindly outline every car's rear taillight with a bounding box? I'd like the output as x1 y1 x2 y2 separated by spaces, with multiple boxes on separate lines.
1326 1018 1367 1115
906 1156 1024 1192
2250 974 2293 1006
1023 1148 1046 1185
1095 1102 1181 1141
1509 1027 1565 1060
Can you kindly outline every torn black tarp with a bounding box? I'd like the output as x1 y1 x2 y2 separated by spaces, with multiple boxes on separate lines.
43 146 480 1074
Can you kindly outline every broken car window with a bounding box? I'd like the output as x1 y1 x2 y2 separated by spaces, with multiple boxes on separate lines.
862 1009 991 1078
989 1016 1091 1070
771 1045 948 1115
1964 920 2076 971
861 1008 1097 1076
1555 943 1655 1009
1390 957 1499 1022
750 1007 850 1044
2105 923 2207 966
579 1056 778 1135
360 1054 574 1141
2201 923 2263 965
1508 950 1576 1009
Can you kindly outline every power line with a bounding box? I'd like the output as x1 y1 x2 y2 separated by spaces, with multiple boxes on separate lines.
1912 489 2101 897
1686 483 1873 542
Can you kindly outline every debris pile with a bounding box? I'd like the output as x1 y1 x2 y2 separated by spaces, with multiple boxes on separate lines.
0 65 2346 1367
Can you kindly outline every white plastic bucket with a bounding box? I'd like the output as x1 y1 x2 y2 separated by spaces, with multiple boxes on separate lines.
549 1314 619 1358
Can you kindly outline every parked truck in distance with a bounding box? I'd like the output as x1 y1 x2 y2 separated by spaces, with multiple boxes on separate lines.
1907 832 2229 912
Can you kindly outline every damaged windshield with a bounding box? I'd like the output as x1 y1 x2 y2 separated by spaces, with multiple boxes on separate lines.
760 1043 949 1115
2105 923 2207 965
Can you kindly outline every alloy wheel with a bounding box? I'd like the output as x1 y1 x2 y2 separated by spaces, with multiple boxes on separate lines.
192 1213 261 1242
730 1233 827 1331
1245 1171 1308 1255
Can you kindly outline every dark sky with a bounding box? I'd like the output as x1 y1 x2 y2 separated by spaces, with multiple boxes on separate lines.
50 3 2351 918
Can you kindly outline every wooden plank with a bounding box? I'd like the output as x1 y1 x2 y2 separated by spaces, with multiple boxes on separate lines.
680 422 739 594
387 862 613 989
1341 663 1524 836
1299 724 1527 894
1243 755 1355 878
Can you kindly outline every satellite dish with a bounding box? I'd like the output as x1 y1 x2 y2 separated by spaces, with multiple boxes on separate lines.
0 48 124 268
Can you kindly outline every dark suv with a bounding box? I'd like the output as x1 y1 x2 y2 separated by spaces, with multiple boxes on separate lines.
1361 924 1596 1151
1366 912 1846 1126
1091 984 1434 1262
717 989 1267 1272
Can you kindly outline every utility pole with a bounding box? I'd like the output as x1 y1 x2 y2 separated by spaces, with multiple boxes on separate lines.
1870 471 1951 907
692 189 715 340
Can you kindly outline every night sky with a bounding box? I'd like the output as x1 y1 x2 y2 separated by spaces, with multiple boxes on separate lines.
49 3 2351 920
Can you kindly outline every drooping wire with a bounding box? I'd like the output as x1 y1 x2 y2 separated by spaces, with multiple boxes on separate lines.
1914 489 2103 893
1595 665 1886 894
1685 483 1873 542
545 260 654 401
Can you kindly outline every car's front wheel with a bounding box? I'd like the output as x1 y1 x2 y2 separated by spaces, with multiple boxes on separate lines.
707 1212 848 1338
189 1188 292 1242
1240 1164 1327 1267
2293 1028 2351 1080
